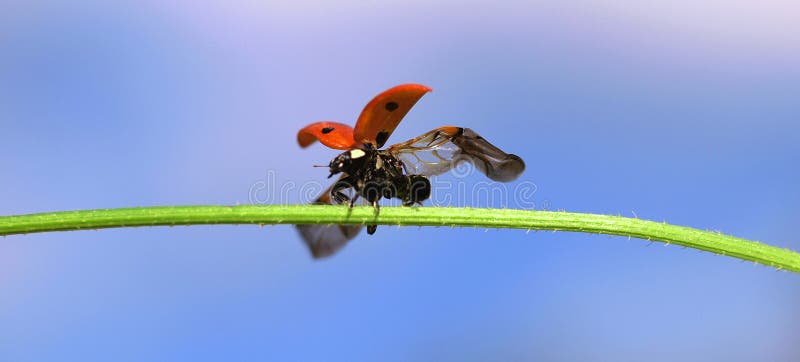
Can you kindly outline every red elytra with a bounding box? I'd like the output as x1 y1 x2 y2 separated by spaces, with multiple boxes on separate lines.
297 83 432 150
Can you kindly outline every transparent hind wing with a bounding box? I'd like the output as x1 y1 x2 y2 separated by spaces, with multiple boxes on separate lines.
386 127 525 182
294 176 363 258
296 222 362 259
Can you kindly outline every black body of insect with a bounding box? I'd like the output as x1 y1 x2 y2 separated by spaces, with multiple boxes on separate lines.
326 144 431 234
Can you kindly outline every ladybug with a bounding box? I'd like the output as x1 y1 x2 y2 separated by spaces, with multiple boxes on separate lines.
296 84 525 258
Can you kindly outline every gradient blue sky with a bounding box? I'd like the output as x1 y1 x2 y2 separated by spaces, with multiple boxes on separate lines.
1 1 799 361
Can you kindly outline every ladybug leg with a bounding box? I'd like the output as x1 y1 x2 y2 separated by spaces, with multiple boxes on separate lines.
348 193 360 208
331 176 356 205
366 199 379 235
331 185 350 204
332 191 349 205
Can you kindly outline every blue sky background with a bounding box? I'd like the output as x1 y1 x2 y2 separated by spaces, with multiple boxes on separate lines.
1 1 798 361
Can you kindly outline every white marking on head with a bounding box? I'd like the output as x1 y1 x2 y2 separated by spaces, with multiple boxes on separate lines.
349 149 366 159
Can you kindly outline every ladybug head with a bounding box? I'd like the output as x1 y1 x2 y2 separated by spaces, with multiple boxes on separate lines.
328 148 370 178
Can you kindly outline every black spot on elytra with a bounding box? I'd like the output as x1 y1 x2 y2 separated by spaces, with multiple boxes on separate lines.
385 102 399 111
321 127 334 134
376 132 389 147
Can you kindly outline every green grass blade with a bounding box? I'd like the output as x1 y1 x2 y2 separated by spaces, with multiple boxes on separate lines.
1 205 797 272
